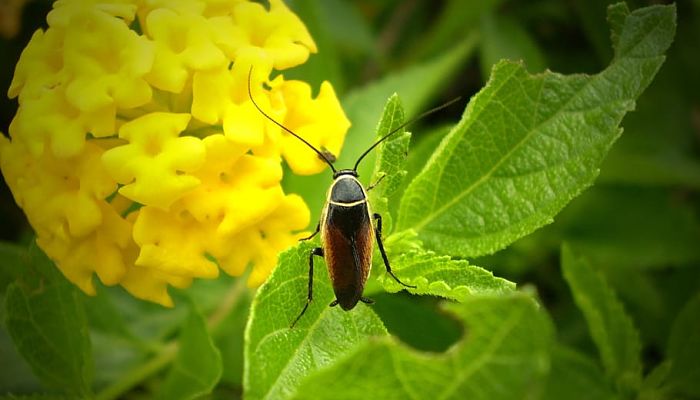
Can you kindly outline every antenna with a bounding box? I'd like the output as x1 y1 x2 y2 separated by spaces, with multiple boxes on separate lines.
247 67 337 174
353 97 461 171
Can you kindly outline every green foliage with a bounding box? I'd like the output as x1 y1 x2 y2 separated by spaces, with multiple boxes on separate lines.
562 244 642 396
156 304 222 400
244 241 388 400
542 345 616 400
2 2 696 400
377 250 515 300
664 293 700 398
397 3 676 259
3 245 93 397
292 294 554 400
367 93 411 232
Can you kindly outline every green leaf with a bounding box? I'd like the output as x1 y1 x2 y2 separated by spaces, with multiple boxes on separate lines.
343 36 478 182
561 244 642 396
367 93 410 233
542 345 616 400
156 303 222 400
244 241 388 400
292 294 553 400
3 245 93 396
368 94 410 203
283 37 477 225
663 292 700 397
0 395 70 400
376 249 515 301
397 3 676 258
370 293 462 353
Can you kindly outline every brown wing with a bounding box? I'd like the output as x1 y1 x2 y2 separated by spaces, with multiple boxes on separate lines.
321 201 374 310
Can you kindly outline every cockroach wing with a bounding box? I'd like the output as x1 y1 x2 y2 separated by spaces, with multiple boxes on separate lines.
322 201 374 310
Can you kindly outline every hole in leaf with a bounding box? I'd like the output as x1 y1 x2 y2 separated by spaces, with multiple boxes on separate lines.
371 292 464 352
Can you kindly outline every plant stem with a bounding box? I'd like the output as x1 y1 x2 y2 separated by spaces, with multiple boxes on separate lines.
94 277 249 400
95 342 177 400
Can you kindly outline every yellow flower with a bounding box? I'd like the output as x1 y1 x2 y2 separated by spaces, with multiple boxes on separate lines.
144 9 227 93
1 0 350 306
101 112 205 209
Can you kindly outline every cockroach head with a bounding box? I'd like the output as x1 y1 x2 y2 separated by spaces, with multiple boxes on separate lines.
333 169 359 179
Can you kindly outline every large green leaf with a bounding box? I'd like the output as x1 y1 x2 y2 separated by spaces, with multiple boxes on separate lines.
291 294 553 400
156 303 222 400
561 244 642 396
3 245 93 397
397 3 676 258
243 242 388 400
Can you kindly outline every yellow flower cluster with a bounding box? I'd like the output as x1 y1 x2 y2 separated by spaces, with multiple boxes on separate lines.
0 0 350 306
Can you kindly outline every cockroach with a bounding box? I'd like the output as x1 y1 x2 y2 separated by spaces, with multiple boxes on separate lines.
247 68 459 327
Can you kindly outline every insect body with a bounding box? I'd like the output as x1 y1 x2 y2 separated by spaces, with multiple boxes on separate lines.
322 170 375 311
247 68 458 327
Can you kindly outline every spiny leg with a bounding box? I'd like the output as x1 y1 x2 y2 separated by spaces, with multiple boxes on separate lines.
290 247 324 328
373 213 416 289
366 173 386 192
299 222 320 241
330 298 373 306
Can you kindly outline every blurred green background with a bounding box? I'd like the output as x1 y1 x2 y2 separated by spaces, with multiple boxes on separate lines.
1 0 698 398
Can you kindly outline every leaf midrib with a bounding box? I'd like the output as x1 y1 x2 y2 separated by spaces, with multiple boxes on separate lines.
437 304 527 400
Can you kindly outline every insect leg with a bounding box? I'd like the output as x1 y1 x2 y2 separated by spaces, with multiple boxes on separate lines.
366 173 386 192
299 222 320 241
360 297 375 304
290 247 324 328
373 213 416 289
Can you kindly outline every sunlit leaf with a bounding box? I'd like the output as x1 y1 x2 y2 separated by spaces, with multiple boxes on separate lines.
397 4 676 258
292 294 553 400
243 242 388 400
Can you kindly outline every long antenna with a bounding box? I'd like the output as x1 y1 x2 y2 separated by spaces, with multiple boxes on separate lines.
353 96 461 171
247 67 337 174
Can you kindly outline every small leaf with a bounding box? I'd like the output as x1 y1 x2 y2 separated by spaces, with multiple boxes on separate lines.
663 292 700 397
3 245 93 396
377 249 515 301
292 294 553 400
369 93 410 203
156 303 222 400
367 94 410 233
342 37 478 181
244 242 388 400
397 3 676 258
561 244 642 395
542 345 616 400
283 38 478 225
